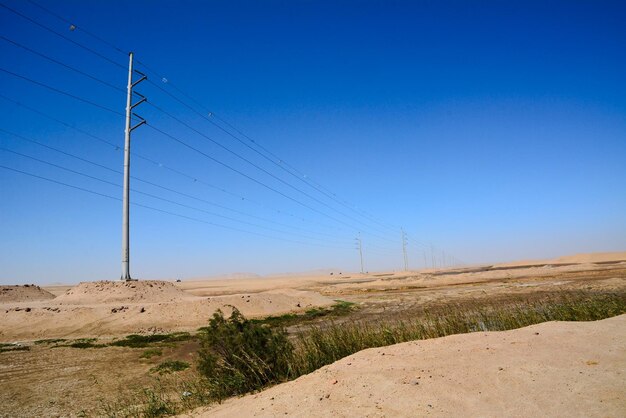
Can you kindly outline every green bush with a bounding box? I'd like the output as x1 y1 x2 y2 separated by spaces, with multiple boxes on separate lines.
196 308 293 399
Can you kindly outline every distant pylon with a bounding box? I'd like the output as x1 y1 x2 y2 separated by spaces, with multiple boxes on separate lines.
121 52 147 281
401 228 408 271
355 233 364 273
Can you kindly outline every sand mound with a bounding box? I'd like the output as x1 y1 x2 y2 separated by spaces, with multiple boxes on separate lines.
188 315 626 417
55 280 195 304
0 285 56 303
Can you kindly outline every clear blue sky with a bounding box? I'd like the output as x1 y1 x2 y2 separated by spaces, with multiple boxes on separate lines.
1 0 625 284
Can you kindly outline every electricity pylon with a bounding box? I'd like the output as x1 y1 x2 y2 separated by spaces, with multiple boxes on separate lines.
121 52 146 281
355 233 364 273
401 228 408 271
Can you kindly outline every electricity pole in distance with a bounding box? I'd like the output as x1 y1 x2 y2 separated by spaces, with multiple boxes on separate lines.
355 233 364 273
401 228 408 271
121 52 146 281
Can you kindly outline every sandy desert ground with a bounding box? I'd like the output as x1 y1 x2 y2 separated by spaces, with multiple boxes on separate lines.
0 251 625 417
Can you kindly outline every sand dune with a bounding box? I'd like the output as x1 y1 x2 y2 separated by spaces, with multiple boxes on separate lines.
187 315 626 418
0 285 55 303
55 280 194 304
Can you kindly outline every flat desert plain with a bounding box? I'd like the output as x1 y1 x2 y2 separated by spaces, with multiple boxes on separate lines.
0 251 625 417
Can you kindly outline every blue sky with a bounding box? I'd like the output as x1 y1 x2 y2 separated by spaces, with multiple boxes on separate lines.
1 0 625 284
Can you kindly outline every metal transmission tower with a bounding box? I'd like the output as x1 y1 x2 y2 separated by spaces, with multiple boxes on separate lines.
401 228 408 271
121 52 147 281
355 233 364 273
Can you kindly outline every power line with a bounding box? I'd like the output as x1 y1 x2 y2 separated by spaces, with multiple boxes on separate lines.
146 100 391 234
0 66 123 116
0 161 352 250
146 115 403 245
0 94 329 226
0 35 125 93
0 128 351 242
144 122 363 233
2 0 402 243
0 65 386 238
0 0 469 271
3 1 455 255
146 78 397 234
7 142 334 243
8 0 400 236
0 2 126 70
25 0 129 56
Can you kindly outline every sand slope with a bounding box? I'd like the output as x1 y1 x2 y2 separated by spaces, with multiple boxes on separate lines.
188 315 626 418
0 285 55 303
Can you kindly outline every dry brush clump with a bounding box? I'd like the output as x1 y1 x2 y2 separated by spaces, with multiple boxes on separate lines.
196 309 294 400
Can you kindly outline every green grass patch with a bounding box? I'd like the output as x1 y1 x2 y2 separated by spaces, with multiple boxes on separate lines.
0 345 30 353
150 360 190 375
51 338 106 349
68 341 107 349
141 348 163 359
110 332 193 348
249 300 357 328
34 338 67 345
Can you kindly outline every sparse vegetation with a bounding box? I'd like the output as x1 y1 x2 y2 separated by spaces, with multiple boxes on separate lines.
69 341 107 349
141 349 164 359
111 332 193 348
49 338 106 349
0 344 30 353
248 300 356 328
34 338 67 345
151 360 190 375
